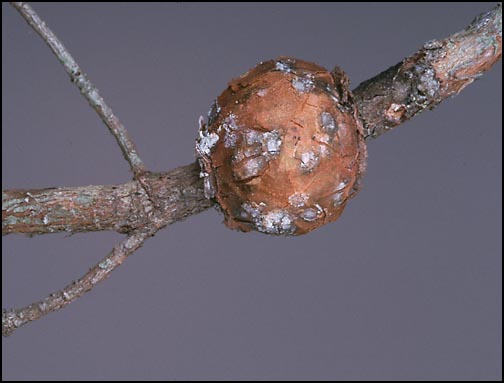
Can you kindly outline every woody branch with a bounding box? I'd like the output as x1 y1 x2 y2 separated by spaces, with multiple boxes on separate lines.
2 3 501 336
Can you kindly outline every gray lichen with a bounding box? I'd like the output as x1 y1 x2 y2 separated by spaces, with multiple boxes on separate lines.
241 202 263 220
291 76 315 93
401 62 441 110
423 39 443 50
288 192 309 208
257 88 268 97
300 150 319 173
233 129 282 171
241 203 295 235
320 111 338 138
2 197 25 212
333 192 344 207
416 67 440 99
202 174 216 199
75 192 93 206
335 180 348 191
219 113 240 148
234 156 267 181
257 209 295 235
98 258 114 270
196 129 219 156
262 130 282 158
275 58 295 73
301 208 318 222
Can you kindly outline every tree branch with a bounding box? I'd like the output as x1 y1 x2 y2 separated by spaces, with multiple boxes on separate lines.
3 4 501 336
2 163 213 236
2 163 213 336
10 2 147 178
3 4 501 237
2 228 158 337
354 4 502 139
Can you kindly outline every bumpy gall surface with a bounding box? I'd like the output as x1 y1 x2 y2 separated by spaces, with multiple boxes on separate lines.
196 57 367 235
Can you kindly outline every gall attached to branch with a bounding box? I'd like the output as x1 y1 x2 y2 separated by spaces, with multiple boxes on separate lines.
196 57 367 235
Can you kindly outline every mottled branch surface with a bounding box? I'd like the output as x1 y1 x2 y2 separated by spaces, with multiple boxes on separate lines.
3 4 501 237
2 163 213 236
354 4 502 139
2 162 214 336
3 3 501 337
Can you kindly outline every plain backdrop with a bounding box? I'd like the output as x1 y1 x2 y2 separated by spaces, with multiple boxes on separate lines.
2 3 502 381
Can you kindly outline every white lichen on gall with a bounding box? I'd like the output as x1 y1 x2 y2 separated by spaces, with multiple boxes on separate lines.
224 131 238 148
197 57 366 235
240 203 295 234
288 192 309 208
318 143 331 157
196 130 219 156
221 113 239 132
275 59 295 73
333 192 344 206
335 180 348 191
235 156 267 180
203 176 216 199
300 151 320 172
320 111 337 136
241 202 262 219
301 208 319 222
262 130 282 157
291 76 315 93
257 88 268 97
258 209 295 235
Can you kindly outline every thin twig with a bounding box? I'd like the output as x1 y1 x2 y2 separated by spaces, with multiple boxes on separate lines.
2 227 158 337
10 2 147 178
2 163 212 336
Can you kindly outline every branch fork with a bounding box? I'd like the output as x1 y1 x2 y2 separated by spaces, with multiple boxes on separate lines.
3 2 501 336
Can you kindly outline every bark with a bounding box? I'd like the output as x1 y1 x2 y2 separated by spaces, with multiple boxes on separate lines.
3 4 501 237
3 228 157 337
3 163 213 235
2 163 213 336
2 3 501 337
354 4 502 139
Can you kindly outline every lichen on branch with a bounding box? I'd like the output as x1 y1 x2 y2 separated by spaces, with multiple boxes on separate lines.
2 163 213 236
353 4 502 139
2 3 501 337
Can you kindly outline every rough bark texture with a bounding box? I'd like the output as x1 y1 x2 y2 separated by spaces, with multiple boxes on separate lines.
353 4 502 139
2 163 213 236
2 3 501 337
3 5 501 237
2 163 213 336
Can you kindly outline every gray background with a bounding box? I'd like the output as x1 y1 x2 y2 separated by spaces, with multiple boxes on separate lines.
2 2 501 380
